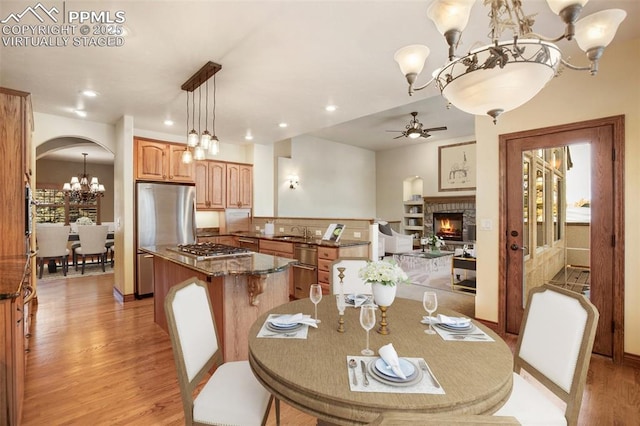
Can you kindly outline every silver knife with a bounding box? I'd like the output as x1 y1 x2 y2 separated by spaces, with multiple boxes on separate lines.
360 360 370 386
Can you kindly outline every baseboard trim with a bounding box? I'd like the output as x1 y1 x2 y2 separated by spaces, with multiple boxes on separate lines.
112 286 136 303
623 352 640 369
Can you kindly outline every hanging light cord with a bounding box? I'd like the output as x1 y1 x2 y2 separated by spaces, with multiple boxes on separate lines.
186 90 190 136
198 85 202 134
205 79 209 131
212 74 216 133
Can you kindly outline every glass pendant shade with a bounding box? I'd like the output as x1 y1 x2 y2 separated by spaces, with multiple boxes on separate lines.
407 130 422 139
193 145 206 161
546 0 589 15
209 136 220 155
394 45 430 76
187 130 199 147
181 148 193 164
574 9 626 51
437 40 562 117
63 183 71 191
200 131 212 150
427 0 475 35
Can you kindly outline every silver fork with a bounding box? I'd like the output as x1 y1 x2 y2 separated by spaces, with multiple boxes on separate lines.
419 360 441 388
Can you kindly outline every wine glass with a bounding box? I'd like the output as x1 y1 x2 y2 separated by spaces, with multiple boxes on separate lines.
310 284 322 324
423 291 438 334
359 305 376 355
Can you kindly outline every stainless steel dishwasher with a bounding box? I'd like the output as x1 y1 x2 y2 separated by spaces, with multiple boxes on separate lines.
293 243 317 299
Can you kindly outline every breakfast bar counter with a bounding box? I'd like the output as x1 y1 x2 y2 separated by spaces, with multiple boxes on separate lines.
141 245 296 361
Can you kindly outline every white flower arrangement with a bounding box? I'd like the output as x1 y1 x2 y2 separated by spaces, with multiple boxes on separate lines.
358 260 409 287
427 234 445 248
76 216 94 225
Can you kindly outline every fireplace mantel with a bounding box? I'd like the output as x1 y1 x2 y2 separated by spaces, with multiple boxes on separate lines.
423 196 476 204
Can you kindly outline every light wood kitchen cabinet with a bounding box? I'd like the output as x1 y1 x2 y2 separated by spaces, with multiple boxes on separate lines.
194 160 226 210
135 137 194 182
226 163 252 209
317 244 369 294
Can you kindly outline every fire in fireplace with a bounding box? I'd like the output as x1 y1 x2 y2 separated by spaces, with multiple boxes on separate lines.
433 212 464 241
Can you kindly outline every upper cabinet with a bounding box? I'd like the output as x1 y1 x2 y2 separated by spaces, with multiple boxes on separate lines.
226 163 253 209
194 160 226 210
135 138 194 183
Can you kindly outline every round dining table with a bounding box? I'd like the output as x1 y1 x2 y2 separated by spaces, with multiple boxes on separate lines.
248 297 514 425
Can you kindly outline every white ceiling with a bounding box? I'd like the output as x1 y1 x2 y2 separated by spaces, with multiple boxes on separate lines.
2 1 638 159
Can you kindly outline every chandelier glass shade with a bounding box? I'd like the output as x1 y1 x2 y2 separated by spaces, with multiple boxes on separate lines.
62 152 105 202
394 0 627 122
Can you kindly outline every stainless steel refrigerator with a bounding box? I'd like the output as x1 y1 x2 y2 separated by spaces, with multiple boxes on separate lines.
135 182 196 297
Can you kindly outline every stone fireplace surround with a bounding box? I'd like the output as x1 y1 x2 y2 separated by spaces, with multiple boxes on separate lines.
424 196 476 244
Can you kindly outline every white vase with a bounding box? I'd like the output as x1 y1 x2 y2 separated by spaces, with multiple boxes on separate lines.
371 282 397 306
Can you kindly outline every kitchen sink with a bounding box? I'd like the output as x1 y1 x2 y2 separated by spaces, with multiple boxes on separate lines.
272 235 304 241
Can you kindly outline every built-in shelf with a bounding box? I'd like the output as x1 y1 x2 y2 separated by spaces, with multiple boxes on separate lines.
402 201 424 244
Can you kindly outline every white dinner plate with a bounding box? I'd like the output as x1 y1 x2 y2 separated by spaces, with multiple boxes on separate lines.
266 322 303 333
374 357 416 379
434 323 475 333
367 360 423 386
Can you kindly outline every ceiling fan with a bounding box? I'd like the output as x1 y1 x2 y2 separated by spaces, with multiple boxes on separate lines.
386 112 447 139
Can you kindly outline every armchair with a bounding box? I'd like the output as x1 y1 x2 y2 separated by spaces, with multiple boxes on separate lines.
378 221 413 254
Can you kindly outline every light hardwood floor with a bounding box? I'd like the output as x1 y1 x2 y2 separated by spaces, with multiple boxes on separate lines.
22 274 640 425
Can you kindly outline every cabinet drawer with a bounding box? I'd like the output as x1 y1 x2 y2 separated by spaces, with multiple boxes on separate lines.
317 246 338 260
320 282 331 295
259 240 294 255
317 258 333 273
317 269 330 284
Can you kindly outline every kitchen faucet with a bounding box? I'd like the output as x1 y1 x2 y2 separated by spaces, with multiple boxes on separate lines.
291 226 308 239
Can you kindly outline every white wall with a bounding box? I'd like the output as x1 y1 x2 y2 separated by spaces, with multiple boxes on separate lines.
252 143 275 217
33 112 116 152
376 135 475 222
473 38 640 355
277 135 376 218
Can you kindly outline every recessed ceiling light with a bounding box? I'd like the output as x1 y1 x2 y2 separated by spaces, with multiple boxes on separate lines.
164 119 174 126
81 90 98 97
245 134 254 141
278 122 288 128
325 105 337 112
74 110 87 118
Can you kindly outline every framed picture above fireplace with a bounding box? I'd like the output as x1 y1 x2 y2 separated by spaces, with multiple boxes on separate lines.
438 141 476 192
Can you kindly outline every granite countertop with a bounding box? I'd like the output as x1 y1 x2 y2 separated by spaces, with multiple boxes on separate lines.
231 232 370 248
0 256 28 300
140 245 298 277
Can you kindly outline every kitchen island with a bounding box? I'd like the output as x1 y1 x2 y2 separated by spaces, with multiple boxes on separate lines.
142 245 296 361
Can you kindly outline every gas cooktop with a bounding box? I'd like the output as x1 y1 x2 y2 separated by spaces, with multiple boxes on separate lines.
169 242 252 260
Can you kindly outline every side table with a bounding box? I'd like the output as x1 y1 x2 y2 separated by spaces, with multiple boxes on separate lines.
451 256 476 293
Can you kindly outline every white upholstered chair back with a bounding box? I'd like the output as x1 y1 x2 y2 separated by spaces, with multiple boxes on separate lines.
76 225 109 255
330 258 372 295
168 280 219 382
495 284 599 426
36 224 70 257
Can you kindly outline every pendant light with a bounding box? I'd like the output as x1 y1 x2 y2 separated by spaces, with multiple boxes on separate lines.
209 73 220 155
200 79 212 150
180 61 222 163
187 90 199 147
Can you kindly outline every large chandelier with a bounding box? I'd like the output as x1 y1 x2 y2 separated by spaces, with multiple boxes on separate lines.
181 61 222 164
62 152 105 202
394 0 626 123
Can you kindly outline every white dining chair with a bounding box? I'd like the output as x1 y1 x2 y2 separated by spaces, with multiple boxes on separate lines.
74 225 109 274
493 284 599 425
165 277 279 426
330 258 372 295
35 224 71 278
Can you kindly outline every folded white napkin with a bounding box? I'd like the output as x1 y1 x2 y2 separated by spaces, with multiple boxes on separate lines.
268 313 318 328
436 314 471 327
350 294 368 307
378 343 406 379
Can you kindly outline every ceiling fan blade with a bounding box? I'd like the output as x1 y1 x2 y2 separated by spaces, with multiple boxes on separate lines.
386 130 405 133
393 134 405 139
423 126 448 132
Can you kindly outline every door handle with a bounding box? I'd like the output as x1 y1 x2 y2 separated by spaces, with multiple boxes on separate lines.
510 244 527 251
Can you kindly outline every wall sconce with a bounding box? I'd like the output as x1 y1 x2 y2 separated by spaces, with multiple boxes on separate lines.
288 175 299 189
